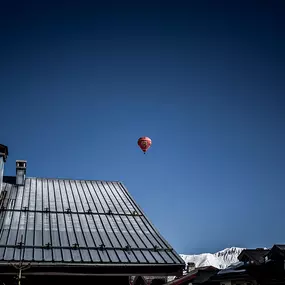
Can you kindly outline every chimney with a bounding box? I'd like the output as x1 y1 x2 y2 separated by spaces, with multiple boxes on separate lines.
16 160 27 186
0 144 8 191
187 262 196 273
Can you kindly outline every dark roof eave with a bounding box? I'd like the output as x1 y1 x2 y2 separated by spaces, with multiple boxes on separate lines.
0 262 185 276
0 272 164 277
0 261 185 267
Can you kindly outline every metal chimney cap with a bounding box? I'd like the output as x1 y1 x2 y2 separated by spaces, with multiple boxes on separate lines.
0 144 8 162
16 160 27 169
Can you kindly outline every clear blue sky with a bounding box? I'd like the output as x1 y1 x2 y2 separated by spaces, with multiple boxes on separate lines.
1 0 285 254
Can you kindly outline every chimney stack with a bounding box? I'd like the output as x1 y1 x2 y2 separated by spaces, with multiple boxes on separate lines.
16 160 27 186
187 262 196 273
0 144 8 191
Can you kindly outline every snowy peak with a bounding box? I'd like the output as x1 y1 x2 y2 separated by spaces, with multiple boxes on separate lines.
180 247 245 269
214 247 244 257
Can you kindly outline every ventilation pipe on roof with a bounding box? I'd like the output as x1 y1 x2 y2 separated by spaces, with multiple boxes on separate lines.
16 160 27 186
0 144 8 191
187 262 196 273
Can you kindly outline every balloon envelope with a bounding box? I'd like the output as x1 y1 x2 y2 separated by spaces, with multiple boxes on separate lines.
137 137 152 153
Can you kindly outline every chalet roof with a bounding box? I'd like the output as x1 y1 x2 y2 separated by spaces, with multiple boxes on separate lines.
271 245 285 251
266 245 285 260
211 263 252 281
165 266 218 285
211 271 252 282
238 249 270 264
164 270 197 285
0 176 184 274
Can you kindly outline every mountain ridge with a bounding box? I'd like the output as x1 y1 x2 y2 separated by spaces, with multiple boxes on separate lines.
179 247 245 269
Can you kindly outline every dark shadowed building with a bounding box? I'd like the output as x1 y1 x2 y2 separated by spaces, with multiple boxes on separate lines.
0 145 184 284
266 245 285 262
210 246 285 285
247 245 285 285
238 248 270 265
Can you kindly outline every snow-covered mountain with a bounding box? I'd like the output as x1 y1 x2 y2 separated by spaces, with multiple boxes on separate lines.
180 247 245 269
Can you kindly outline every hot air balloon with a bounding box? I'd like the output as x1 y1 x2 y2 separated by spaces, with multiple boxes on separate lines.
138 137 152 154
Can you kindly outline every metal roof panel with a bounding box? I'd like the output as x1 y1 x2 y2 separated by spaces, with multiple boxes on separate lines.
0 177 185 267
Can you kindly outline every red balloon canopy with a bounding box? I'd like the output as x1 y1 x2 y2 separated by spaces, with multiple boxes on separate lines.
137 137 152 153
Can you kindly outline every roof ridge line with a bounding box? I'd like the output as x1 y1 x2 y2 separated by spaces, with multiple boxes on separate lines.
4 176 122 183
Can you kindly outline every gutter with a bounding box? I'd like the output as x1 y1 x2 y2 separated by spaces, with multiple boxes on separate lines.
0 262 184 268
